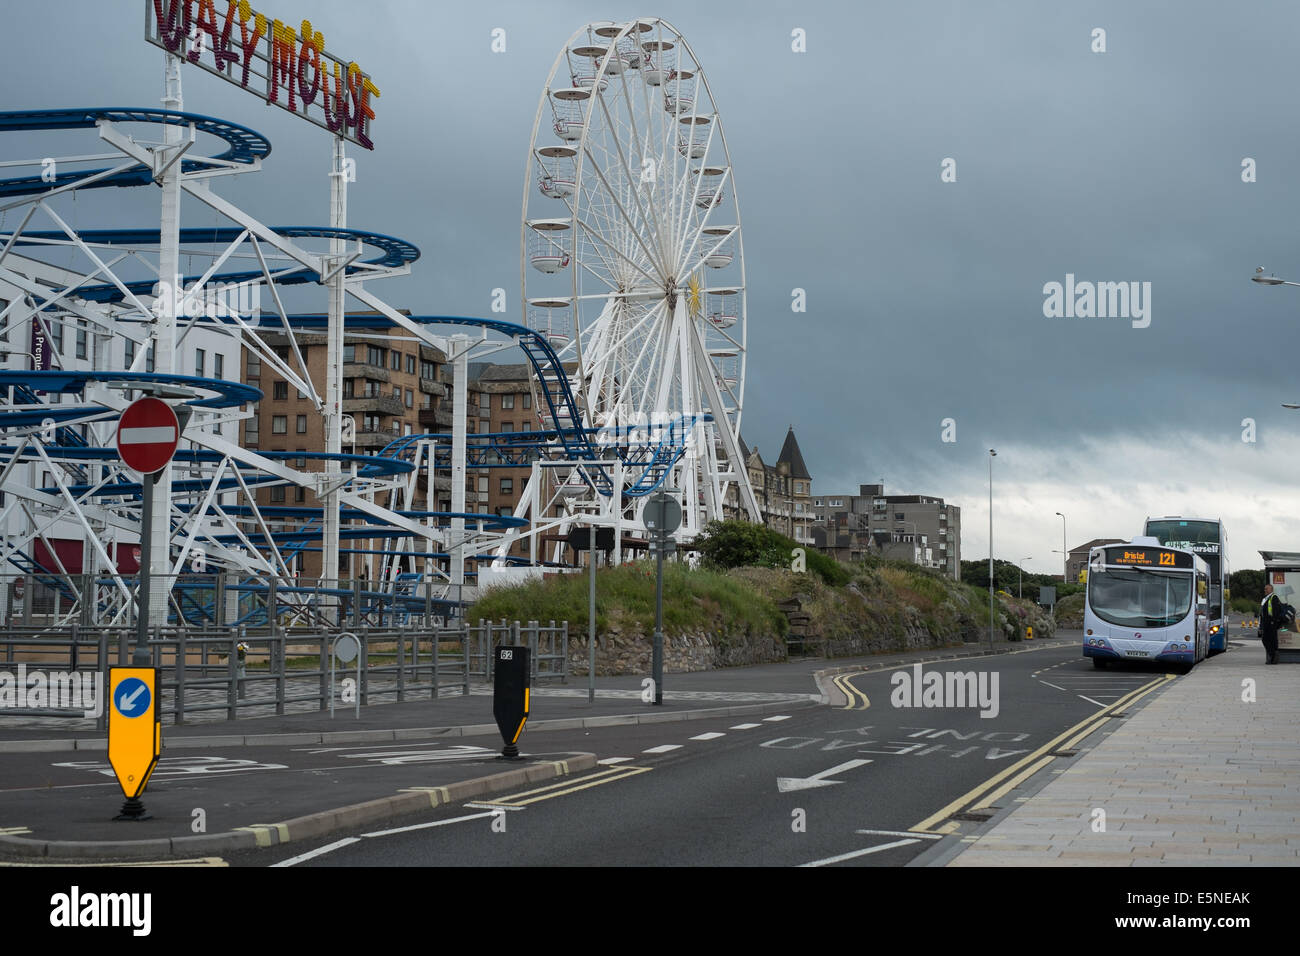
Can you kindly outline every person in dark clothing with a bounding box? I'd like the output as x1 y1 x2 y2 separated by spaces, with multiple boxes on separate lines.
1260 584 1282 665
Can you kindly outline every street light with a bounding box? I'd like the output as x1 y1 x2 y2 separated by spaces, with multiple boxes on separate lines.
1055 511 1066 583
988 449 996 652
1251 266 1300 287
1020 557 1032 599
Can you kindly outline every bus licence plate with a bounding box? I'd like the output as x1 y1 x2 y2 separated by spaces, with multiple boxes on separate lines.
1125 650 1149 657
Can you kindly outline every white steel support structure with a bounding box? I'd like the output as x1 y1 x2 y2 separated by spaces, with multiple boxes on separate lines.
450 336 469 591
323 136 348 619
149 51 183 629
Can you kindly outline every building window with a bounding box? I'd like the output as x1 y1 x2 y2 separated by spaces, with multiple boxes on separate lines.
501 394 515 410
406 354 416 375
393 385 401 400
496 505 513 518
146 346 155 373
344 379 354 398
75 324 88 360
391 351 402 371
500 478 513 495
214 353 224 380
522 393 531 410
295 485 306 503
245 418 259 441
420 360 437 380
367 345 384 367
296 450 307 468
477 476 489 493
420 393 432 409
404 389 414 408
125 339 137 368
270 485 286 503
296 414 307 434
195 348 206 377
274 381 288 400
246 353 260 379
343 344 356 363
895 512 905 520
501 422 513 432
272 415 287 434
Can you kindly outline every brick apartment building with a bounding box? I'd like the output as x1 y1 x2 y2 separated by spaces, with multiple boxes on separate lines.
241 320 456 580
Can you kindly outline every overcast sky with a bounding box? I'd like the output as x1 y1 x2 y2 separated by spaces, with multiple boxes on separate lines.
4 0 1300 574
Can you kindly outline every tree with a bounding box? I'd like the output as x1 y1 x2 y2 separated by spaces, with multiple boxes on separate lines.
1229 569 1265 604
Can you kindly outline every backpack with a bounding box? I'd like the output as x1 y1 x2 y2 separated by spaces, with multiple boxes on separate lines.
1283 604 1297 631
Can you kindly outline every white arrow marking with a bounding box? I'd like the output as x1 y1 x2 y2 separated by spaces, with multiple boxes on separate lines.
777 758 871 792
119 685 146 710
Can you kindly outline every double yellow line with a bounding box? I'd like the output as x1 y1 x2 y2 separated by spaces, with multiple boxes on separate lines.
910 673 1174 834
832 672 870 710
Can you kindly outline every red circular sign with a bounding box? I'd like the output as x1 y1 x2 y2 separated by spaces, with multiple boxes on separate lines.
12 578 24 599
115 398 180 474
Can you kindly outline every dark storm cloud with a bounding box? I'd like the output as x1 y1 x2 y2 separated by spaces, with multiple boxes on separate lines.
4 0 1300 567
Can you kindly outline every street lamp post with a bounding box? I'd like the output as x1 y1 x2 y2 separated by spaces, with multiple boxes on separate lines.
988 449 996 652
1056 511 1066 583
1020 557 1032 599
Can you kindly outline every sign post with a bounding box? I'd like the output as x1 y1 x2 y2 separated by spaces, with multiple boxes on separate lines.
644 490 682 707
108 667 161 820
493 645 530 760
117 397 181 665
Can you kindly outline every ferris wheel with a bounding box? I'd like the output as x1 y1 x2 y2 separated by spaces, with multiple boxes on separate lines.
521 18 759 526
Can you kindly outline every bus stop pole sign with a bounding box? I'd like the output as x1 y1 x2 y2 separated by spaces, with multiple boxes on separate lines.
108 666 161 821
493 646 530 760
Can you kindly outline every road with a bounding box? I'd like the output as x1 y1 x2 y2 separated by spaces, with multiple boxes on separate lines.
227 642 1184 867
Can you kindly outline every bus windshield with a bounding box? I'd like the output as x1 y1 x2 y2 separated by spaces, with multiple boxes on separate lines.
1145 519 1220 548
1088 568 1193 628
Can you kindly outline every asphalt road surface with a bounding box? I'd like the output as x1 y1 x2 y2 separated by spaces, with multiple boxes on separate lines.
228 643 1185 867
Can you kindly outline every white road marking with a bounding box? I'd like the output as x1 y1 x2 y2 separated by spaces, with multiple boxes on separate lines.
597 757 634 764
799 838 920 867
464 802 524 811
762 715 791 722
855 829 942 840
1040 681 1067 691
730 723 761 729
362 810 499 838
689 732 725 740
270 838 360 868
1078 695 1105 707
777 758 872 792
642 744 683 754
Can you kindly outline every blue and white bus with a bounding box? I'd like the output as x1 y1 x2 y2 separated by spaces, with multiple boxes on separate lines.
1083 539 1210 672
1143 516 1229 653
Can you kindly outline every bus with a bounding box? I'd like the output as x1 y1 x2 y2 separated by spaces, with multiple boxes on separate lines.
1083 539 1210 672
1143 515 1229 653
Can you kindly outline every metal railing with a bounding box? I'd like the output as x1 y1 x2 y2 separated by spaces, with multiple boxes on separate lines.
0 618 567 727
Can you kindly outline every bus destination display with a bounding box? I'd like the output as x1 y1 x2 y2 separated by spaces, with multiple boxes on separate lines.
1103 547 1193 569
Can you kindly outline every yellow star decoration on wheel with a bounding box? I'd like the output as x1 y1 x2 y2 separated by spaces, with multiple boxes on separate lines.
687 272 703 318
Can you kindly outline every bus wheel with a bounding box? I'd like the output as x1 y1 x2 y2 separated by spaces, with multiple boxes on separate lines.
1092 658 1108 669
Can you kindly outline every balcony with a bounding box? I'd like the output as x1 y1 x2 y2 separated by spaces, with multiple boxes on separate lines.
344 395 405 416
344 362 390 382
420 378 447 397
351 427 404 448
419 407 455 429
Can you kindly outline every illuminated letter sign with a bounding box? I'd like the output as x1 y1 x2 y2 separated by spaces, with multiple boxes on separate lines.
144 0 380 149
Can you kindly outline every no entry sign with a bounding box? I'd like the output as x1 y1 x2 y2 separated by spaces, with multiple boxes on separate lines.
116 398 180 474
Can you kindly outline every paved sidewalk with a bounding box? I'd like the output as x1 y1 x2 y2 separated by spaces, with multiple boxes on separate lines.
948 638 1299 866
